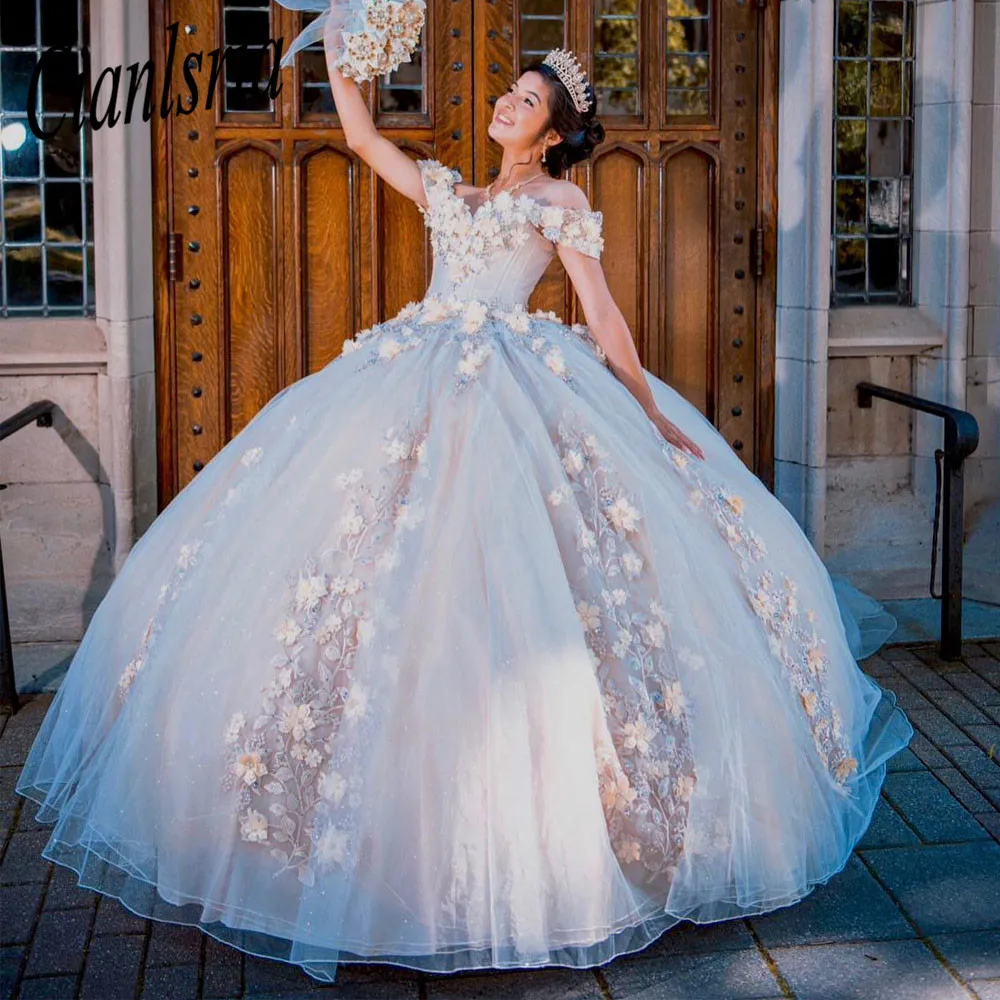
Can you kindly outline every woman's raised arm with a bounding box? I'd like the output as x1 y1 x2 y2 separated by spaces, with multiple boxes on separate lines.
324 20 426 207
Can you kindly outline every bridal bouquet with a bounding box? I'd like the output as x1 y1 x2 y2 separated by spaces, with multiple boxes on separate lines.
276 0 426 83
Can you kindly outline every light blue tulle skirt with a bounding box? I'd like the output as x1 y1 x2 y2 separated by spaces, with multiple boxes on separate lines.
16 303 912 982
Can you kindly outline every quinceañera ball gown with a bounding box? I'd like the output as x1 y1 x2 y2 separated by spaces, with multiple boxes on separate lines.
17 159 913 983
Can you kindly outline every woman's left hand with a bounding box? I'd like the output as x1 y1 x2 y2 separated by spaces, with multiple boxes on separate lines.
649 409 705 460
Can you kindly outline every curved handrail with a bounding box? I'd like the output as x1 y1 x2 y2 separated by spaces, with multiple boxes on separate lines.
855 382 980 660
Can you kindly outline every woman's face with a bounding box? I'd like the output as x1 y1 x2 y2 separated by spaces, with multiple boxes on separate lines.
487 71 554 151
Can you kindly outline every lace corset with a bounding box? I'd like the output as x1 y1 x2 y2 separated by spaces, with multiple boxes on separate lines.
417 159 604 309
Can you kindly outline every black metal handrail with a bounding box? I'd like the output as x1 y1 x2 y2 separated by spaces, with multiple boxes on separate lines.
856 382 980 660
1 399 58 714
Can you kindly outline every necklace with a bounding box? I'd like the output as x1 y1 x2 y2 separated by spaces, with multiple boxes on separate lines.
484 170 544 203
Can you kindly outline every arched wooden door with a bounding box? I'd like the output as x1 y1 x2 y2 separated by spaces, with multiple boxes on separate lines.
152 0 777 505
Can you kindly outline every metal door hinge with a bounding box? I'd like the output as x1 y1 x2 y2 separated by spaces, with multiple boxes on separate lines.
752 226 765 278
167 232 184 282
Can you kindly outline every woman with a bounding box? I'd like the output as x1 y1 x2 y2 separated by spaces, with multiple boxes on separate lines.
16 16 912 985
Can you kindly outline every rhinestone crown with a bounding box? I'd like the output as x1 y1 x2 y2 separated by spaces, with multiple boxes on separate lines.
542 48 592 115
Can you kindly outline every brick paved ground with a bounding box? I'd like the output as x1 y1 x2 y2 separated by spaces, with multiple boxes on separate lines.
1 641 999 1000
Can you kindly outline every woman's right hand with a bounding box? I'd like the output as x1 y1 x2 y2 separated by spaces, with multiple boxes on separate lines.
648 409 705 460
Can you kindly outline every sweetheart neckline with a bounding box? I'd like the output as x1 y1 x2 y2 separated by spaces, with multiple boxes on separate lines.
442 169 600 226
454 186 545 223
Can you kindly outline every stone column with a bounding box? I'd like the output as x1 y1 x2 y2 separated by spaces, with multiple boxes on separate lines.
774 0 835 551
89 0 158 569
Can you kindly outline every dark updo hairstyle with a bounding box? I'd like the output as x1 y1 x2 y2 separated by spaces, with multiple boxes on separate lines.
527 60 605 178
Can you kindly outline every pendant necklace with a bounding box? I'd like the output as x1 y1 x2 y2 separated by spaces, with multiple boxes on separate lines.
484 170 544 205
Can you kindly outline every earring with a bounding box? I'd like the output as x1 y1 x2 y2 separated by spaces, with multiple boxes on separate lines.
541 147 548 165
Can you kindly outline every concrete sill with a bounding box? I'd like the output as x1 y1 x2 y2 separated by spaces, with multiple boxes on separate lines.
828 305 946 357
0 319 107 375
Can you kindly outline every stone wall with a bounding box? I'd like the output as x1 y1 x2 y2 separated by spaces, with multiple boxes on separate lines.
0 0 157 674
966 0 1000 601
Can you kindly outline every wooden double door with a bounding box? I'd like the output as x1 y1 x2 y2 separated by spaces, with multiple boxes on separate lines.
152 0 778 505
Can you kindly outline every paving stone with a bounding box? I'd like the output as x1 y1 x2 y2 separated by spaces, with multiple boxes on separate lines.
894 661 955 693
947 745 1000 790
970 981 1000 1000
908 709 974 747
946 672 1000 708
861 655 896 679
969 658 1000 688
0 768 21 811
80 933 144 999
934 768 996 814
599 948 781 1000
928 689 993 726
885 748 924 773
909 733 951 769
92 897 148 936
0 883 44 945
881 647 922 663
18 975 79 998
912 648 971 674
861 842 1000 934
0 809 13 846
244 955 340 996
244 958 419 997
145 921 203 966
769 939 969 1000
0 832 53 885
748 855 913 947
929 930 1000 980
425 968 600 999
0 945 26 998
0 699 50 768
879 677 934 713
882 771 992 842
331 962 423 996
966 725 1000 754
857 798 921 849
635 918 755 959
43 866 98 912
202 935 242 998
24 908 91 977
977 812 1000 843
14 801 48 834
142 963 199 1000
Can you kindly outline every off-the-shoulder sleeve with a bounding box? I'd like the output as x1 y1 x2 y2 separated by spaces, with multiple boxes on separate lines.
417 159 461 211
536 204 604 259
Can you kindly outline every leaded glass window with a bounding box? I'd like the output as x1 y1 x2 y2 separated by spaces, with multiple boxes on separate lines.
593 0 640 116
222 0 275 112
832 0 914 304
519 0 566 72
0 0 94 317
665 0 710 118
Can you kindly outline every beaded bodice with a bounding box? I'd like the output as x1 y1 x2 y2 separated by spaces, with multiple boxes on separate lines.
417 159 604 309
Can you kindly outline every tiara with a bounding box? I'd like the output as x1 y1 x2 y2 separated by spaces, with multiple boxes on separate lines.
542 48 592 115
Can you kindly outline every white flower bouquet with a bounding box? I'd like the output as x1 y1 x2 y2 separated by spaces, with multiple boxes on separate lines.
276 0 426 83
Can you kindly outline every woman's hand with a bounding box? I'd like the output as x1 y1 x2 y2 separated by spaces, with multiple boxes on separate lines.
648 409 705 460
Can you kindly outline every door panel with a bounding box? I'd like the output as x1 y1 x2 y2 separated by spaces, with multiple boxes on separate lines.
297 145 359 372
221 144 281 435
152 0 777 505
